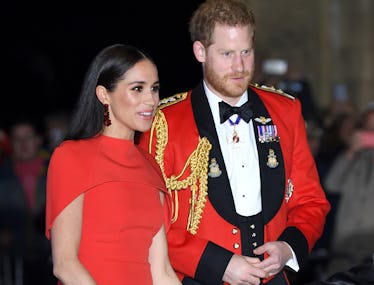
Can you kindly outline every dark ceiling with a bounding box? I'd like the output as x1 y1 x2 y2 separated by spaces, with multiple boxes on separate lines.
2 1 203 129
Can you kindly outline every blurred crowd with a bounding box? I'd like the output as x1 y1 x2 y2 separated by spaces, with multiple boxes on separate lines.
257 61 374 283
0 67 373 284
0 111 69 285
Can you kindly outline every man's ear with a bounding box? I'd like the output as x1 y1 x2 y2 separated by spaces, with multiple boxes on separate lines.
193 41 206 63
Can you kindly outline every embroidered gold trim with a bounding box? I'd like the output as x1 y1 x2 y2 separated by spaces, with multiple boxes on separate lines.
250 83 295 100
158 92 188 109
150 110 212 234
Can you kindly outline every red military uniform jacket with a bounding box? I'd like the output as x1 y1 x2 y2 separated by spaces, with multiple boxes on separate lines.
138 82 330 285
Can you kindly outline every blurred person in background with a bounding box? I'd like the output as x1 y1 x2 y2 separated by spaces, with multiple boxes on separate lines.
323 104 374 276
306 252 374 285
317 112 358 177
306 122 327 182
277 61 320 125
0 116 55 284
43 111 70 153
320 83 356 131
0 128 12 165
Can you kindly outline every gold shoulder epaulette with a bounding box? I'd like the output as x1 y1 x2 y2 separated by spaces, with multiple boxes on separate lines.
250 83 295 100
158 92 188 109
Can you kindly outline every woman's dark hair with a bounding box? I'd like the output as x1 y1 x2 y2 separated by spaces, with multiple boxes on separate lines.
64 44 155 141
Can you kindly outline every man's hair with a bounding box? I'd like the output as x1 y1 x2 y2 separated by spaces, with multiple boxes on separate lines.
189 0 255 46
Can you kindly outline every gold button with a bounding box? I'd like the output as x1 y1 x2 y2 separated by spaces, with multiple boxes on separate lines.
233 243 240 249
232 228 238 234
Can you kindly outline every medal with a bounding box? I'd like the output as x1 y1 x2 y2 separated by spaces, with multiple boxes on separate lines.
228 116 241 143
232 130 239 143
257 124 280 143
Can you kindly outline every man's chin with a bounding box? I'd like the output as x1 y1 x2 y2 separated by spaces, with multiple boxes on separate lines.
226 85 248 97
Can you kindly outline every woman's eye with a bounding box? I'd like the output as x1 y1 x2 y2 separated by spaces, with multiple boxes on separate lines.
152 85 160 92
132 86 143 92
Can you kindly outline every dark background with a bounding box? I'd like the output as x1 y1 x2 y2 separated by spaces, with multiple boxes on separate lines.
2 1 203 130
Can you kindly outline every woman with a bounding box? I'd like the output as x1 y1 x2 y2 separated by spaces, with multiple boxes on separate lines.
45 44 181 285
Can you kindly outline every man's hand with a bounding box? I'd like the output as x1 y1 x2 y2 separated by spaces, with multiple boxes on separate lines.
222 254 268 285
253 241 293 276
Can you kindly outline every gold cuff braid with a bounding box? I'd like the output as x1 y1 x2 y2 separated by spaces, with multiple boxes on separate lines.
150 110 212 234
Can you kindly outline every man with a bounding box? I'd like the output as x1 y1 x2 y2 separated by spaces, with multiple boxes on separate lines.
138 0 330 284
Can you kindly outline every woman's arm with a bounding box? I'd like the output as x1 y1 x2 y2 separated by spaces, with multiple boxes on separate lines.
149 224 182 285
50 193 96 285
149 192 181 285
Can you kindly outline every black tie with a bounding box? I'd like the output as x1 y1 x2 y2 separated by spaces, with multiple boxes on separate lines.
219 100 253 124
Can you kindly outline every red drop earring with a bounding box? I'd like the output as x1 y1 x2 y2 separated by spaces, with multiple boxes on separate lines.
103 104 111 126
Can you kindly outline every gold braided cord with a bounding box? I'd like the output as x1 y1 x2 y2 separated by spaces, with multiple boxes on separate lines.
148 118 155 156
153 110 212 234
148 110 163 160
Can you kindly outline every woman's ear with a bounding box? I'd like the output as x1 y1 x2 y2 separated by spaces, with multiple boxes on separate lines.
96 85 108 104
193 41 206 63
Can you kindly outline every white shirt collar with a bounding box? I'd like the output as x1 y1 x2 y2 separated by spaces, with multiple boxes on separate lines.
203 80 249 125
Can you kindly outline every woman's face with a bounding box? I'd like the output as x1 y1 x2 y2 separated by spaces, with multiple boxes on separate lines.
101 59 160 139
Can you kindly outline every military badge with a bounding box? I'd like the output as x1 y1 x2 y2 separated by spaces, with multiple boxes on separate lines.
285 178 294 202
266 149 279 168
254 116 272 125
208 158 222 178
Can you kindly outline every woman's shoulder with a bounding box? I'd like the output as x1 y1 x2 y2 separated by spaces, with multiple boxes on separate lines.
136 146 167 192
51 138 98 165
136 146 161 171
